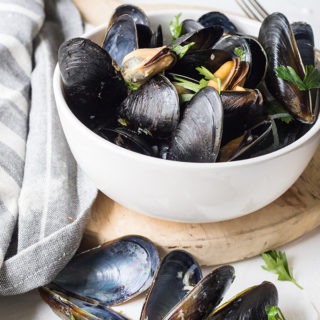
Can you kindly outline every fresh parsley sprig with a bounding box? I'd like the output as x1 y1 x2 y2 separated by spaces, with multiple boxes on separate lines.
261 250 303 289
196 66 222 93
169 13 183 40
275 65 320 91
172 75 208 92
171 42 195 59
266 306 287 320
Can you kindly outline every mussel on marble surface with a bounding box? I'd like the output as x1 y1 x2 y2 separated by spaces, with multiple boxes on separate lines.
51 235 160 306
41 243 280 320
58 4 320 163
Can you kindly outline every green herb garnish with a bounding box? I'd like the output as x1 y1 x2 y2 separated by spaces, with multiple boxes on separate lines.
169 13 183 40
234 46 246 61
261 250 303 289
267 100 293 124
196 66 222 94
70 314 78 320
275 65 320 91
173 75 208 92
171 42 195 58
266 306 287 320
126 81 139 91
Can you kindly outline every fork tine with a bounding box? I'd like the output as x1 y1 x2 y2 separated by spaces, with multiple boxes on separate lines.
236 0 269 22
248 0 268 19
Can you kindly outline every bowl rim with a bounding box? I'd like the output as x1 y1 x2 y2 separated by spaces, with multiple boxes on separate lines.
54 10 320 169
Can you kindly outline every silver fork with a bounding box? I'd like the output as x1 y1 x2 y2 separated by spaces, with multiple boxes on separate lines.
235 0 268 21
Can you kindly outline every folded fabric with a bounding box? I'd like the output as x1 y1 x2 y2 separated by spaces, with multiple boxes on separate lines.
0 0 97 295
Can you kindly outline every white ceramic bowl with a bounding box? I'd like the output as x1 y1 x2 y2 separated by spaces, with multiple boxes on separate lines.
53 10 320 223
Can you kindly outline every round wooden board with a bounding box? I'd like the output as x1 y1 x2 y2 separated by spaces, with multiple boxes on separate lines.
73 0 320 265
83 145 320 266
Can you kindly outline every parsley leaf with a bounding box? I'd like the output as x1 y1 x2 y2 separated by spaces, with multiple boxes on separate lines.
169 13 183 40
70 314 78 320
171 42 195 58
304 64 320 89
275 65 320 91
234 46 246 61
265 306 287 320
126 81 139 91
172 75 208 92
196 66 222 94
261 250 303 289
267 100 293 124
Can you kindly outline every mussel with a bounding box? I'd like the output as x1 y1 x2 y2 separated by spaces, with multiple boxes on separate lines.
39 287 129 320
103 14 139 66
58 37 127 129
52 235 160 306
140 250 202 320
167 86 223 162
258 12 314 123
117 74 180 137
206 281 278 319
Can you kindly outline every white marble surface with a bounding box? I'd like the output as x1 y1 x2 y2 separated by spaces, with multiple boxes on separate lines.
1 228 319 319
1 0 320 319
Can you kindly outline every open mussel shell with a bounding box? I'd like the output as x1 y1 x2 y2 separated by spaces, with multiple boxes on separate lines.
96 127 157 157
52 235 160 306
181 19 204 34
117 74 180 137
169 26 224 53
206 281 278 319
102 14 139 66
39 287 129 320
221 89 266 145
198 11 238 33
258 12 313 123
58 38 127 129
167 86 223 162
162 265 235 320
121 46 177 84
219 119 273 161
140 250 202 320
169 49 231 80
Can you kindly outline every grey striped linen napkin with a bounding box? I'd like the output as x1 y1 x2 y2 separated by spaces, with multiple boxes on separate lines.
0 0 97 295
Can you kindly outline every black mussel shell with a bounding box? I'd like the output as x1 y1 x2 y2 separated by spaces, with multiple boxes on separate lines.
96 127 157 157
170 49 231 80
140 250 202 320
169 26 224 53
150 24 163 48
167 86 223 163
136 24 153 48
109 4 150 27
163 265 235 320
39 287 129 320
219 119 273 161
198 11 238 33
207 281 278 319
181 19 204 34
52 235 160 306
117 74 180 137
258 13 313 123
221 89 266 145
103 14 139 66
58 38 127 129
291 21 315 67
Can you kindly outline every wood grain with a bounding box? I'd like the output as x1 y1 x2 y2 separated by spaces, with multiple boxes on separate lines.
74 0 320 265
83 145 320 266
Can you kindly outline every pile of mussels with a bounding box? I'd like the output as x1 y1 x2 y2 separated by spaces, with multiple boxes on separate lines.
40 235 279 319
58 5 319 163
